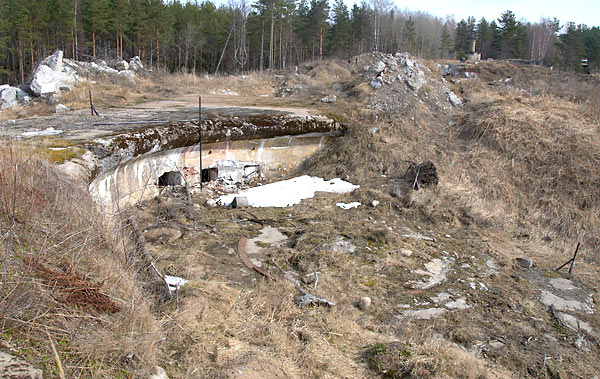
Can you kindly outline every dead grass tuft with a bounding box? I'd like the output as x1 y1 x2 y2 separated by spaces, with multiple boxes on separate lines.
0 140 161 377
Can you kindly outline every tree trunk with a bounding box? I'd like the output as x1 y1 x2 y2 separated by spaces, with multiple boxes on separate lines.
260 18 264 72
92 29 96 58
156 26 160 68
269 5 274 70
18 39 24 84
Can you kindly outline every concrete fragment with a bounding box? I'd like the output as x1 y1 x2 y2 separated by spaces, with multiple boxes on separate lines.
549 278 577 291
359 296 372 310
553 311 594 335
0 351 43 379
402 307 447 320
541 291 594 314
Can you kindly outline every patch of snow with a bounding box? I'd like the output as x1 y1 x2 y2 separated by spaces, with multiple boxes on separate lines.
21 127 63 137
336 202 361 209
216 175 359 208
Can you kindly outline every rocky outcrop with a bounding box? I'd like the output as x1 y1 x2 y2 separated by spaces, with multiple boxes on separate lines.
0 85 31 110
30 51 79 96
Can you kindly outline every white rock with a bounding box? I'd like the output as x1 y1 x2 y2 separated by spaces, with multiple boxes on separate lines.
402 307 447 320
129 56 144 71
205 199 218 208
370 77 383 90
359 296 372 310
0 86 18 109
337 202 361 209
150 366 169 379
447 91 462 106
44 50 64 72
541 291 594 314
370 61 386 73
371 200 380 207
118 70 136 84
30 63 76 96
115 60 130 71
400 249 413 257
55 104 69 113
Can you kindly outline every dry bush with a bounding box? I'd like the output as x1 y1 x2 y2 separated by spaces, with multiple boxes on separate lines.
0 140 161 377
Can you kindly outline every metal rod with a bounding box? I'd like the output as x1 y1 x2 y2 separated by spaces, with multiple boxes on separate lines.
89 90 93 116
568 242 580 280
199 96 203 191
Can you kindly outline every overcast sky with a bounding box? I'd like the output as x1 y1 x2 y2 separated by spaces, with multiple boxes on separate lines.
375 0 600 27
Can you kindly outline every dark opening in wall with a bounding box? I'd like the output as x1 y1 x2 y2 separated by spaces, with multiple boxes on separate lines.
202 168 218 182
158 171 183 187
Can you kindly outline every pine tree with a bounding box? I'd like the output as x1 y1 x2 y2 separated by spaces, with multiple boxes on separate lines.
82 0 109 58
329 0 350 58
476 18 491 58
440 24 453 58
404 16 416 53
454 19 470 58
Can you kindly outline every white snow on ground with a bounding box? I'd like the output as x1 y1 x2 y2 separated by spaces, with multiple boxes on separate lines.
336 202 361 209
217 175 360 207
164 275 188 293
21 127 63 137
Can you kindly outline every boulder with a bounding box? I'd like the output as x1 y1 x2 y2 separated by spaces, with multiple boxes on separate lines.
405 71 427 90
370 77 383 90
0 86 18 109
129 56 144 72
118 70 136 84
447 91 463 106
30 53 78 96
370 61 386 73
55 104 69 113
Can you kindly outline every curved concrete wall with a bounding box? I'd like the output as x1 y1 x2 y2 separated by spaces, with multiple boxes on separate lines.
90 132 335 211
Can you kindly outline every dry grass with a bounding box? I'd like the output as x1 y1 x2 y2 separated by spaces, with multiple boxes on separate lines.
448 93 600 251
0 140 161 377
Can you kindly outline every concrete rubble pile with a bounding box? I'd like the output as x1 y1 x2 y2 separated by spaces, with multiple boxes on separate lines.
362 52 463 113
0 50 145 111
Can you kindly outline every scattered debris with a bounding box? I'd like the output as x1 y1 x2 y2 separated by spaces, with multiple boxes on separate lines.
402 228 436 242
320 95 336 103
293 294 336 307
322 236 356 254
164 275 188 293
232 196 249 208
403 160 439 190
336 202 361 209
237 236 270 279
217 176 359 208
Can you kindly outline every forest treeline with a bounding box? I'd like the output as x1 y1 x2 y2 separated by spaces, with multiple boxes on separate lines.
0 0 599 86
